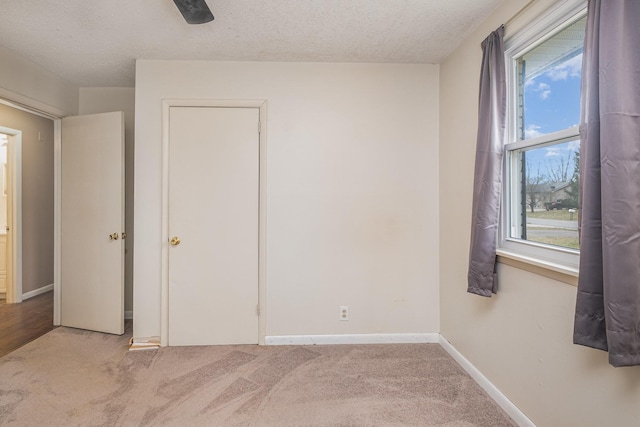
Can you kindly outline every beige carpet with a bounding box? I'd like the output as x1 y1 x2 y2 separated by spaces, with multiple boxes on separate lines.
0 324 515 426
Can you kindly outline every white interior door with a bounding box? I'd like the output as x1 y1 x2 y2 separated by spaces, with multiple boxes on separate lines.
61 112 124 335
168 106 259 346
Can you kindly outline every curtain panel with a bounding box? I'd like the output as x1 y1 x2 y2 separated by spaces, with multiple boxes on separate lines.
573 0 640 367
467 26 506 297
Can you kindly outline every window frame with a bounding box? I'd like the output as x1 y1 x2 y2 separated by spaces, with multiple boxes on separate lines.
499 0 587 273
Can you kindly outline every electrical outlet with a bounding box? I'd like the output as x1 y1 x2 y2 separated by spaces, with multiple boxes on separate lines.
339 306 349 321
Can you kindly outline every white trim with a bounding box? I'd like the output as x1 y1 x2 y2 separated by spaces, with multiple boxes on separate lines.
504 126 579 152
160 99 268 347
265 333 440 346
22 283 54 300
125 310 133 320
504 0 588 56
53 119 61 325
0 89 67 120
497 248 578 277
439 336 536 427
11 132 22 304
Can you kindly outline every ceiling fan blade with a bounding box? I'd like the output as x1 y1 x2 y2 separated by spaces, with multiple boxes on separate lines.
173 0 214 24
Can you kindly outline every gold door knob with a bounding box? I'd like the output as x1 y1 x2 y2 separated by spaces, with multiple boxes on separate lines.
109 233 119 240
170 236 181 246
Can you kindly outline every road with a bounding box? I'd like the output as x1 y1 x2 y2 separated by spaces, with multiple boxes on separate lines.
527 217 578 230
526 217 578 242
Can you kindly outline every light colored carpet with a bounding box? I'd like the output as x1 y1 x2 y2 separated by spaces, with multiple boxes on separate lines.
0 324 515 426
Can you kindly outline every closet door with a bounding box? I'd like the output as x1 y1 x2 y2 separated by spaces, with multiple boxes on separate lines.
168 106 259 346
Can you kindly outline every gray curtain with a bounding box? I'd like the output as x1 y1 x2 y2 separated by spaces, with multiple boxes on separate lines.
467 26 506 297
573 0 640 367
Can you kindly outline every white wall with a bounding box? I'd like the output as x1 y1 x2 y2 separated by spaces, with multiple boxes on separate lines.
79 87 135 314
439 1 640 426
0 46 78 116
134 60 440 339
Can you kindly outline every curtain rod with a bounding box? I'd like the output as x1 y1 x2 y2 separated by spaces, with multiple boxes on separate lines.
504 0 537 27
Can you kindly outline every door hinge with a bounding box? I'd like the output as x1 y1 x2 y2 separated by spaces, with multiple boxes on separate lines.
258 121 261 134
256 304 260 316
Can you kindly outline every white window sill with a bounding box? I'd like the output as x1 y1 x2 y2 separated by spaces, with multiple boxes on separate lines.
496 249 578 286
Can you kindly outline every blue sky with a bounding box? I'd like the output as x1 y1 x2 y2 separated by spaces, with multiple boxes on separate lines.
522 52 582 181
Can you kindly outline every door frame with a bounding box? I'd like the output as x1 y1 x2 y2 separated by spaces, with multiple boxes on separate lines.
0 125 22 304
0 95 62 324
160 99 268 346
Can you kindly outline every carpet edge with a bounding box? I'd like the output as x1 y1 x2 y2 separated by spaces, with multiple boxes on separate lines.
438 335 536 427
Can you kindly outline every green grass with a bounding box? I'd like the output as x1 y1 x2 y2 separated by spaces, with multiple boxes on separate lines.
527 209 578 221
527 236 579 250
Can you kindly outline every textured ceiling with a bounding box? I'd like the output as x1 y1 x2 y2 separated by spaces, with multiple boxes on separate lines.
0 0 503 87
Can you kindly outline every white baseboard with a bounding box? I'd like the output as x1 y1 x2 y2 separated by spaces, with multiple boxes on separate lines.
439 335 535 427
125 311 133 320
22 283 54 300
265 333 440 346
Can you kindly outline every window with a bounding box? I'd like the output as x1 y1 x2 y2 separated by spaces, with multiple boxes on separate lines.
500 2 587 271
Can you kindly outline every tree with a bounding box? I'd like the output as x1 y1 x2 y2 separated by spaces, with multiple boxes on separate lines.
545 151 573 183
525 160 546 213
564 150 580 209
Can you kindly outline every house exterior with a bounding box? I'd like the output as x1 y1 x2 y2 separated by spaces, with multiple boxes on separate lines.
527 180 573 210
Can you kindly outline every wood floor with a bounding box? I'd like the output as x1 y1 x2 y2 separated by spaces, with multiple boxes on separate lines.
0 291 55 358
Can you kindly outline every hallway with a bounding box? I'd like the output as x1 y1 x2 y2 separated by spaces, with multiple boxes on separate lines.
0 291 54 357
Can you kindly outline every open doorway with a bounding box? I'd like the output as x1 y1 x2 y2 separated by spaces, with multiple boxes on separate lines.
0 133 8 301
0 129 21 304
0 103 55 353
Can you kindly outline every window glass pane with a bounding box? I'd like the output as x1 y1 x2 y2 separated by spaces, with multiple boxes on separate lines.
517 16 586 139
510 139 580 250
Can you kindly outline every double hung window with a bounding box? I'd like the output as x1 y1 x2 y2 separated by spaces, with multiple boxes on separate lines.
501 2 587 270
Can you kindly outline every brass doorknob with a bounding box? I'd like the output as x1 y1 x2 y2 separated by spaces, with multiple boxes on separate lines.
170 236 181 246
109 233 119 240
